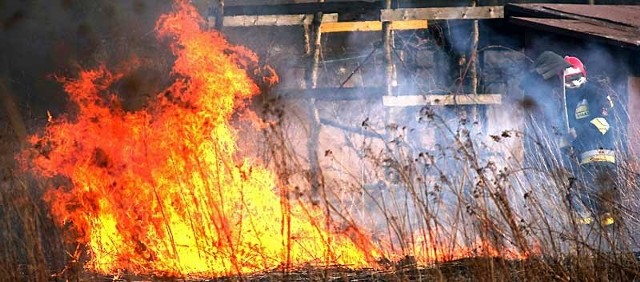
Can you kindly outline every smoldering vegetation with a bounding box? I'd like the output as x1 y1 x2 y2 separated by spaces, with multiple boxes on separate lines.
251 97 640 282
1 1 640 281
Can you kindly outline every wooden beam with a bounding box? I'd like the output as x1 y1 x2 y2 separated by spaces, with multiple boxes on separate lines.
278 88 502 105
319 20 427 33
320 21 380 33
214 0 224 29
389 20 429 30
383 94 502 107
307 2 324 203
224 1 381 17
380 6 503 21
223 13 338 27
383 0 394 98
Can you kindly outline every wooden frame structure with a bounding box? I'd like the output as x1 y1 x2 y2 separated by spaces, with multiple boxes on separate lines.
319 20 427 33
211 3 504 106
380 6 503 21
203 1 526 197
222 13 338 27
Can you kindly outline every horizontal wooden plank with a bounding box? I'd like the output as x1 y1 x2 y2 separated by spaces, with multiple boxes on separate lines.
224 1 381 17
319 20 427 32
222 13 338 27
383 94 502 106
381 6 503 21
320 21 381 32
278 88 502 105
389 20 429 30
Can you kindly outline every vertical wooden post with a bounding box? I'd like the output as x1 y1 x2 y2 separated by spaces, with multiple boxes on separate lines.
306 1 325 204
382 0 395 138
470 0 480 125
303 21 312 56
381 0 409 252
207 0 224 30
382 0 394 97
310 13 323 89
306 2 334 267
216 0 224 29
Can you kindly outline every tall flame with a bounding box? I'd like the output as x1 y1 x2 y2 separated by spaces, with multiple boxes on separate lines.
24 1 374 277
20 0 536 278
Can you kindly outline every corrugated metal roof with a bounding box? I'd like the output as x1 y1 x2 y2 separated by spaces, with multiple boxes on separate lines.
545 4 640 27
505 4 640 49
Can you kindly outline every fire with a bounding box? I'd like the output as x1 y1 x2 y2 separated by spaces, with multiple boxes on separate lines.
23 1 374 277
20 0 535 278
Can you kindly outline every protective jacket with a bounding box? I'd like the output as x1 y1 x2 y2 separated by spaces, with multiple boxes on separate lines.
566 83 615 164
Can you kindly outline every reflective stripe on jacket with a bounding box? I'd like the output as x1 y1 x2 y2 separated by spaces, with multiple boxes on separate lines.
579 149 615 165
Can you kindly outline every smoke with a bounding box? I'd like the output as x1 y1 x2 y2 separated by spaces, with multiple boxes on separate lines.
255 11 640 257
250 17 541 255
238 6 639 260
0 0 178 123
3 0 637 267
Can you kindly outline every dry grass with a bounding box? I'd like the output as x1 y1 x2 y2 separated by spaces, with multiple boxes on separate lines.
0 120 66 282
1 96 639 281
255 97 640 281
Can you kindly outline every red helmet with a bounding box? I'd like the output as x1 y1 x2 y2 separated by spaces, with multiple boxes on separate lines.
564 56 587 77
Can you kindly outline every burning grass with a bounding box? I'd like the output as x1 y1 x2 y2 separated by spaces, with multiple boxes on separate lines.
1 0 640 281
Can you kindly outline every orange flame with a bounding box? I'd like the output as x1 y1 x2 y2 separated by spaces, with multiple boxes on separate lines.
20 0 536 278
24 1 374 277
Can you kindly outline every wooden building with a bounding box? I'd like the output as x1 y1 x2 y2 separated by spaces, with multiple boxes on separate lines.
2 1 637 189
204 1 639 164
503 3 640 156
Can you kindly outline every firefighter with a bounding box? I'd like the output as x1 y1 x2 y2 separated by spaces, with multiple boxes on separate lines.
523 51 618 226
563 55 617 226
